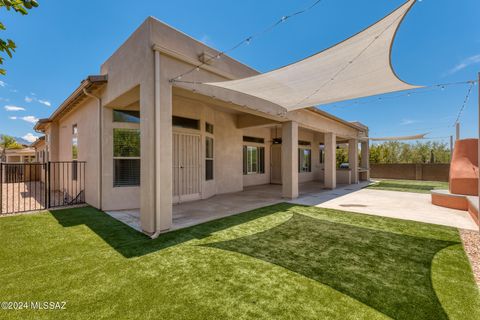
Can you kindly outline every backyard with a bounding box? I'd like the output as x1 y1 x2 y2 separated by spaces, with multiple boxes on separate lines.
367 179 449 194
0 204 478 320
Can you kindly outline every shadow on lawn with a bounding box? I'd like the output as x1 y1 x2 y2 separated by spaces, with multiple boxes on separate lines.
205 213 459 320
50 204 293 258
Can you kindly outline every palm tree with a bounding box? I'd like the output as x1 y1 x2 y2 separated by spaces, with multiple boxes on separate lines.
0 135 22 162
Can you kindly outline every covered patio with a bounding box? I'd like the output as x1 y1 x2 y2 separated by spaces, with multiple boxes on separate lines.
106 178 477 233
106 181 369 232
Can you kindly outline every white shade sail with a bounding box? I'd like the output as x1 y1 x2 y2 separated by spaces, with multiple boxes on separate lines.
206 0 420 111
370 133 428 141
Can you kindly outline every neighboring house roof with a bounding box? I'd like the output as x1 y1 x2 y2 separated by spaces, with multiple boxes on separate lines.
4 147 36 155
34 75 107 132
30 136 45 148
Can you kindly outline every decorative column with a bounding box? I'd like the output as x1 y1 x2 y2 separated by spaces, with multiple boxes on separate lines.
281 121 298 199
324 132 336 189
348 139 359 184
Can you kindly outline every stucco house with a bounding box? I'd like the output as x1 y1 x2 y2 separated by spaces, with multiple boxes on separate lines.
0 147 36 163
34 17 370 236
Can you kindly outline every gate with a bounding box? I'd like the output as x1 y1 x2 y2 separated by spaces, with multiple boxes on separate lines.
0 161 86 214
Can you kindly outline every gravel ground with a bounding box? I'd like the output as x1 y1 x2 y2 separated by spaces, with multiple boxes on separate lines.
460 229 480 286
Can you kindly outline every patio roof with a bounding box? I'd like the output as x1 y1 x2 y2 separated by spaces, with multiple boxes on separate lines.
205 0 420 111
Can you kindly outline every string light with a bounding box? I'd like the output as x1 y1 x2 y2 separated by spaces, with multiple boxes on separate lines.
169 0 324 83
452 81 474 126
320 80 477 108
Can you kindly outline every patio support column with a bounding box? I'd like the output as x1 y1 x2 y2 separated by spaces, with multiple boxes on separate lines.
361 140 370 180
324 132 336 189
141 49 173 235
281 121 298 199
154 50 173 233
348 139 359 184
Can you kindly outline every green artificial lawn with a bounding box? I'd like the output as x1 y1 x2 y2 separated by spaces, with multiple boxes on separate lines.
0 204 478 319
367 179 449 194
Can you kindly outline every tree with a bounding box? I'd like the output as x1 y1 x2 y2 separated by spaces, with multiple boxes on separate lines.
0 134 22 162
369 141 451 164
0 0 38 75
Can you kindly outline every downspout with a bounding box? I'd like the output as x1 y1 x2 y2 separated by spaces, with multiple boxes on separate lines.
83 88 103 210
150 49 162 239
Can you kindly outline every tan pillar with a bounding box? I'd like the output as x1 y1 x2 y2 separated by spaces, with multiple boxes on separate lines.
361 141 370 180
348 139 359 184
155 51 173 232
281 121 298 199
324 132 336 189
140 50 174 234
139 78 156 234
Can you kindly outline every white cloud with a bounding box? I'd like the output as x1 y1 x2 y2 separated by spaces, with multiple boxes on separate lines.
4 105 25 111
20 116 39 124
0 80 6 87
25 95 52 107
400 119 419 125
445 54 480 75
9 116 17 120
22 133 38 143
38 99 51 107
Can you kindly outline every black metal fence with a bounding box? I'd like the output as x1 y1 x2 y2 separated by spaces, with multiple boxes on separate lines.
0 161 86 214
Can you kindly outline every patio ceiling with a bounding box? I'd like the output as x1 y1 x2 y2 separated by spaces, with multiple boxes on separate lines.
205 0 420 111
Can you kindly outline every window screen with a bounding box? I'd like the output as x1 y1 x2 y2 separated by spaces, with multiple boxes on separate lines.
114 159 140 187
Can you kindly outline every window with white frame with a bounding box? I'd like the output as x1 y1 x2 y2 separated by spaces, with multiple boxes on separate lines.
298 148 312 173
243 145 265 175
113 128 140 187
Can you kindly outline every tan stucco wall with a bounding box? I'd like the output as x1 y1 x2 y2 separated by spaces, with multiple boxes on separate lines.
56 97 100 208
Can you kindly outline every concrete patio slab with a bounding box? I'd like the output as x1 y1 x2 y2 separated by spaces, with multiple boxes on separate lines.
105 181 478 234
293 188 478 231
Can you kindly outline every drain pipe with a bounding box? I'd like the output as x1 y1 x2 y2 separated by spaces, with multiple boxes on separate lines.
150 48 162 239
83 89 103 210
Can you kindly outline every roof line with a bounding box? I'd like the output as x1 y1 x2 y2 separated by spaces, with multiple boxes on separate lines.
34 75 107 131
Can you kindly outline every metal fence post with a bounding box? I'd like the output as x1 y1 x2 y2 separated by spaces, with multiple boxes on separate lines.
46 161 51 209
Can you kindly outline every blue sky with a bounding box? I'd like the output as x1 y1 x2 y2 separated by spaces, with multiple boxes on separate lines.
0 0 479 144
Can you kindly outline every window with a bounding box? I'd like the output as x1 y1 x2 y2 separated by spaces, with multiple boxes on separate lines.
205 137 214 180
298 148 312 173
243 136 265 144
319 144 325 164
298 140 311 146
113 128 140 187
113 110 140 123
172 116 200 130
243 146 265 175
72 124 78 160
206 122 214 134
